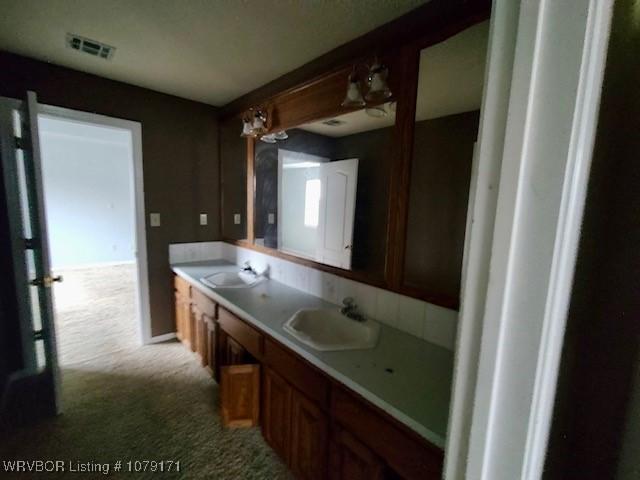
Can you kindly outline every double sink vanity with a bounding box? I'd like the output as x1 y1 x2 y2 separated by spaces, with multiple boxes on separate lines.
172 259 453 479
175 9 488 479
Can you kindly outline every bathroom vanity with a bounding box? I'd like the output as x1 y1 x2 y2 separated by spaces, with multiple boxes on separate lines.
178 9 489 479
172 260 453 479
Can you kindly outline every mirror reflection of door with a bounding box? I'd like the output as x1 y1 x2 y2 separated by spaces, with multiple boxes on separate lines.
277 149 328 259
316 158 358 269
276 150 358 268
254 102 395 275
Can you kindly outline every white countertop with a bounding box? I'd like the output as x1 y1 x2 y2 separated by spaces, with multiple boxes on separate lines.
172 260 453 448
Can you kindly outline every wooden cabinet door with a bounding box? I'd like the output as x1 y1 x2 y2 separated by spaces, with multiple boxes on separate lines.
206 318 217 379
199 314 209 366
191 306 209 367
263 367 292 462
330 428 385 480
175 292 192 350
225 336 249 365
188 304 197 353
290 390 329 480
174 292 183 341
221 364 260 428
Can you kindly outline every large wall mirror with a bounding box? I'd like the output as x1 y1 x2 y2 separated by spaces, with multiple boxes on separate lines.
253 102 396 279
403 20 489 307
219 19 489 306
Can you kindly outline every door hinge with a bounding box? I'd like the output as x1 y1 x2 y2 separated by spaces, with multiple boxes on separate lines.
24 238 36 249
14 136 27 150
34 329 44 341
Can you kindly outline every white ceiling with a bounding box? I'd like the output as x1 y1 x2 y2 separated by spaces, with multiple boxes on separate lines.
300 104 397 137
300 21 489 137
415 19 488 121
0 0 427 107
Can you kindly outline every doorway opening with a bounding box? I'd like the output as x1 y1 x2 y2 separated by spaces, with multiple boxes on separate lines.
36 106 151 368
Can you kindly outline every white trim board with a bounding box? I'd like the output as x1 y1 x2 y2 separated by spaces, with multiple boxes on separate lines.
38 104 153 346
148 332 177 344
448 1 614 479
443 3 522 478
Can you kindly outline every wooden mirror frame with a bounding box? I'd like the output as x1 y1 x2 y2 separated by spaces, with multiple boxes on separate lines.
220 2 491 310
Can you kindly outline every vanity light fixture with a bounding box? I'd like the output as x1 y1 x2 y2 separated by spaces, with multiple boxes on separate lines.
274 130 289 140
365 59 392 102
240 107 270 137
364 104 387 118
260 133 277 143
241 117 254 137
341 57 393 111
259 130 288 143
251 109 268 135
341 67 366 108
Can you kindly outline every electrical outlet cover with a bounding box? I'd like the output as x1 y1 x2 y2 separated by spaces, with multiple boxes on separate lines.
150 213 161 227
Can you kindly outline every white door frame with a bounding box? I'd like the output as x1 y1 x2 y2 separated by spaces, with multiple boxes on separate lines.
446 0 614 478
37 104 154 346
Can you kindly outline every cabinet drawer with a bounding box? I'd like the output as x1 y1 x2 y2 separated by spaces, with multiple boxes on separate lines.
174 275 191 298
331 386 443 480
191 288 217 318
264 338 329 410
218 307 263 360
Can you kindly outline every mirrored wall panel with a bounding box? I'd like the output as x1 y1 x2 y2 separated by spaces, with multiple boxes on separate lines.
221 118 247 240
403 21 488 306
254 103 395 276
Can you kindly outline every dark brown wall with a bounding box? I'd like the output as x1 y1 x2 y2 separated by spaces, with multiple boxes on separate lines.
544 1 640 478
0 51 220 337
220 118 247 240
404 111 480 303
334 127 393 281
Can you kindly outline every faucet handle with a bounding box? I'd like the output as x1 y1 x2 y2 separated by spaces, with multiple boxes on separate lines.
342 297 355 307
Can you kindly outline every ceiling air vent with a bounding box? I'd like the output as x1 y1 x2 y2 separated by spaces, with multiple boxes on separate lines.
66 33 115 60
322 119 346 127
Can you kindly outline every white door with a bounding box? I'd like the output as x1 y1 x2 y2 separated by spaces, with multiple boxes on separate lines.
0 91 61 422
316 158 358 269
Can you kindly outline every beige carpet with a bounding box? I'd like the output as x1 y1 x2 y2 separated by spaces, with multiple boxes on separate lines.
0 263 289 479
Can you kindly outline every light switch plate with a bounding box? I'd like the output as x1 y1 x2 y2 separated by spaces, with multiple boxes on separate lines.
150 213 161 227
199 213 208 226
234 213 241 225
268 213 275 224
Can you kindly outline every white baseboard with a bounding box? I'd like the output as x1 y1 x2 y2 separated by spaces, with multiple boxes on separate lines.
147 332 177 344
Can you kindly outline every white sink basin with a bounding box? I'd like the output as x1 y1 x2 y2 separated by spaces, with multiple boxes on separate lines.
200 271 263 289
284 308 380 351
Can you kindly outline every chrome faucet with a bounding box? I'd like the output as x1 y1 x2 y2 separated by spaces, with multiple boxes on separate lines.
242 261 257 276
341 297 366 322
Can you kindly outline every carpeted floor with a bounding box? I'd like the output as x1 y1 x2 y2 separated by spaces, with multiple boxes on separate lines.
0 263 289 479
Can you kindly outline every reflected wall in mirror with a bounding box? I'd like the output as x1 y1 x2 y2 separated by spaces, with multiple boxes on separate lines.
254 103 395 276
403 21 489 306
221 118 247 240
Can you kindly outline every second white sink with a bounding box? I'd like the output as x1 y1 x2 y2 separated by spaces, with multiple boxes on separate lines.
284 308 380 352
200 271 263 289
